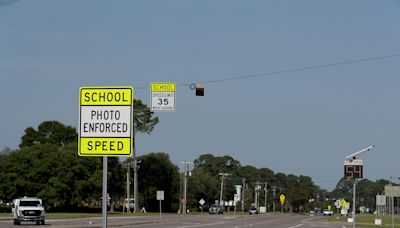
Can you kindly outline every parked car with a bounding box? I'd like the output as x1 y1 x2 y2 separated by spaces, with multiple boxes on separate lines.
249 206 258 214
323 209 334 216
208 204 224 214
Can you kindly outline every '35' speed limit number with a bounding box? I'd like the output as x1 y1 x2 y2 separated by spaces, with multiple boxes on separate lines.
151 82 176 112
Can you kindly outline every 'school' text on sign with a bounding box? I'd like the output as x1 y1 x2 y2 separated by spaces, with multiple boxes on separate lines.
79 87 133 156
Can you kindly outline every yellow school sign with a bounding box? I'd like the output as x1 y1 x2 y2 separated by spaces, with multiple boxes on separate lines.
79 86 133 156
150 82 176 112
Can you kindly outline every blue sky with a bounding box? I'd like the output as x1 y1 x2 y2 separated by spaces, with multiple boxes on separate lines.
1 0 400 190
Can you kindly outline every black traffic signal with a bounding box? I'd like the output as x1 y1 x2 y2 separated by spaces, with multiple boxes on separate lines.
196 83 204 96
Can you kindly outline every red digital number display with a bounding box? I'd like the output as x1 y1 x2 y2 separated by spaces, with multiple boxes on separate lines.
344 165 363 180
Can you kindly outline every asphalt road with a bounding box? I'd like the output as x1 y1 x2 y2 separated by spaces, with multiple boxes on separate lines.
0 214 348 228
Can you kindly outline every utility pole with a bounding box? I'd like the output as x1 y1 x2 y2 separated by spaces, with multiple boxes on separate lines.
254 183 257 208
219 173 230 207
179 171 183 214
398 177 400 216
255 182 261 209
242 178 246 213
390 176 394 228
132 109 141 214
132 158 141 213
264 181 268 213
272 186 277 213
352 180 356 228
181 161 192 214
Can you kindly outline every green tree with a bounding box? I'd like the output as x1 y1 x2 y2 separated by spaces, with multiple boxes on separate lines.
190 154 322 212
132 153 180 212
19 121 77 148
191 154 243 209
133 99 159 134
0 143 104 210
188 170 220 210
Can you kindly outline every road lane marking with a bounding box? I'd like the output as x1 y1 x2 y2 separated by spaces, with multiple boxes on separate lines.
177 220 230 228
302 217 314 223
288 224 303 228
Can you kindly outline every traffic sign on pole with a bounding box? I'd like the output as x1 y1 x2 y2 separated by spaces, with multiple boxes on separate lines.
157 191 164 220
280 194 285 205
79 86 133 156
157 191 164 201
150 82 176 112
199 199 205 206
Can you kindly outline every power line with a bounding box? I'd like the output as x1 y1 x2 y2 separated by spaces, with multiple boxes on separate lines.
134 53 400 90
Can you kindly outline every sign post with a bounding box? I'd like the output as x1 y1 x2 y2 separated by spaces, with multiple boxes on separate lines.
102 157 107 228
280 194 285 213
79 86 133 228
157 191 164 220
376 194 385 227
343 146 374 228
199 199 205 213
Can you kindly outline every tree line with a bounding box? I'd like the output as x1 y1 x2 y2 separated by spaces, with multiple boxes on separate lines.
0 101 392 212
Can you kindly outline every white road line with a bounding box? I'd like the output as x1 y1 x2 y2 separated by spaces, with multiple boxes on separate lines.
177 221 228 228
310 225 337 227
302 217 314 223
288 224 303 228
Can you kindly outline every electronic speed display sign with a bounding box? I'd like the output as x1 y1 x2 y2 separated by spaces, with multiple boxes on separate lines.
79 86 133 156
344 159 363 180
151 82 176 112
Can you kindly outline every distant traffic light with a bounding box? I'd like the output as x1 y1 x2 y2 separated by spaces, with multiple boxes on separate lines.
196 83 204 96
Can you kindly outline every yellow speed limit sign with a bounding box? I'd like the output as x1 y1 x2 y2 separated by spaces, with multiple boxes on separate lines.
79 86 133 156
